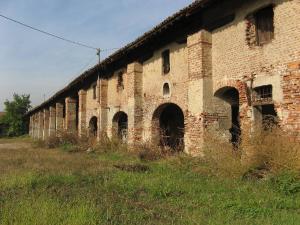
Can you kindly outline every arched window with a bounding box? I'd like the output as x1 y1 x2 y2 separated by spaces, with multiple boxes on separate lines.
163 83 170 96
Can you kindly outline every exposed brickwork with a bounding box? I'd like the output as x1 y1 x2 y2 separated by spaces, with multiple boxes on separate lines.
245 14 257 48
282 61 300 138
186 30 212 155
55 102 64 134
127 62 143 145
43 109 49 140
38 111 43 139
65 97 77 133
49 106 56 137
99 79 108 139
29 0 300 156
78 90 87 137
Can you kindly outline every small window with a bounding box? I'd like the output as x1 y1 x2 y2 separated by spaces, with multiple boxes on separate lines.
163 83 170 96
92 84 97 99
255 6 274 45
253 85 273 105
117 72 124 91
162 50 170 74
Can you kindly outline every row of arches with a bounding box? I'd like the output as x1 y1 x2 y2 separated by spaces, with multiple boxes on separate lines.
87 85 277 151
87 103 185 151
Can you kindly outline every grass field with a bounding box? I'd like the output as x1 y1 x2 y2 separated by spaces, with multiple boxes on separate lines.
0 137 299 225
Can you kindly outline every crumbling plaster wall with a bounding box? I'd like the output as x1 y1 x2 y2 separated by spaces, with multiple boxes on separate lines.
106 70 129 138
142 42 189 143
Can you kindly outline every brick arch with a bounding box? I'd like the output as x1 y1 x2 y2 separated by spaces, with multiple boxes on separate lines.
214 80 249 105
151 102 185 151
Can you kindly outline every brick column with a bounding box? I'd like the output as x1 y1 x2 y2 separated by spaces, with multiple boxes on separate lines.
49 106 56 137
65 97 77 133
78 90 87 137
38 111 44 139
33 114 37 139
127 62 143 146
56 102 64 135
43 108 50 140
186 30 213 155
29 116 33 137
99 79 108 139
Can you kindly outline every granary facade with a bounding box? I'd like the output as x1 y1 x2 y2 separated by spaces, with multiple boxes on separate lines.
27 0 300 155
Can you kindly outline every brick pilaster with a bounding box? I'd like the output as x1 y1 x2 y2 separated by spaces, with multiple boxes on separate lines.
56 102 64 134
127 62 143 146
49 106 56 137
43 108 50 140
78 90 87 137
29 116 33 137
186 30 212 155
38 111 44 139
65 97 77 133
99 79 108 139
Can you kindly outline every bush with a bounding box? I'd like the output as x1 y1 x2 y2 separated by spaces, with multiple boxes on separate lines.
241 127 300 174
203 134 247 178
203 125 300 179
33 131 94 152
94 134 127 153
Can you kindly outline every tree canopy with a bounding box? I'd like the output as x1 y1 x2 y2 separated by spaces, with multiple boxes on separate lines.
0 94 31 137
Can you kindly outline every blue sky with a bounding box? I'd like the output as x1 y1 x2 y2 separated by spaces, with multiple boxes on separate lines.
0 0 193 111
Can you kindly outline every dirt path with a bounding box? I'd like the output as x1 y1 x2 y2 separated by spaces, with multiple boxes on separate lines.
0 141 31 150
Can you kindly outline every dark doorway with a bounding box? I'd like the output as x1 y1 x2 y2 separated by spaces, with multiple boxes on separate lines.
113 112 128 143
89 116 98 137
257 104 278 130
215 87 241 146
152 103 184 151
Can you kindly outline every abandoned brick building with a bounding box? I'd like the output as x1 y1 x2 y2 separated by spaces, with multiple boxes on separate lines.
27 0 300 155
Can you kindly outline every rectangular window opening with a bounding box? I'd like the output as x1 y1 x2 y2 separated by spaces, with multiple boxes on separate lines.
162 50 170 74
255 6 274 45
253 85 273 105
93 84 97 100
117 72 124 91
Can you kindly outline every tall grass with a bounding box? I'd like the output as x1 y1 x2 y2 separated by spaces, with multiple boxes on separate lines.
1 128 300 224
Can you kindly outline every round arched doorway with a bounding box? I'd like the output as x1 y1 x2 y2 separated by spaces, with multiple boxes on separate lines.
89 116 98 137
152 103 184 151
112 111 128 143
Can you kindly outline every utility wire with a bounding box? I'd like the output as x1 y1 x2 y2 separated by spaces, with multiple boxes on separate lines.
0 13 120 52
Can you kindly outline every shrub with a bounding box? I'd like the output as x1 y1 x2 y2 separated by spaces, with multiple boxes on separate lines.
202 132 247 178
241 127 300 174
203 124 300 179
136 142 165 162
94 134 127 153
33 131 95 152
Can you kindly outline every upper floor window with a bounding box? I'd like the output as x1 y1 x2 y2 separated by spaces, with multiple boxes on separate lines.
246 6 274 47
117 72 124 91
162 50 170 74
92 84 97 99
255 6 274 45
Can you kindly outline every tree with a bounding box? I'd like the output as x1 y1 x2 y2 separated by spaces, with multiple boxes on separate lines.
0 94 31 137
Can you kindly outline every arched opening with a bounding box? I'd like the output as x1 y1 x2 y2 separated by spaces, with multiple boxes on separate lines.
214 87 240 145
112 111 128 143
163 83 170 96
152 103 184 151
89 116 98 137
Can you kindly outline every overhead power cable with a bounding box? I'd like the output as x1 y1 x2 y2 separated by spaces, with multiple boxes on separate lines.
0 13 120 52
